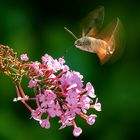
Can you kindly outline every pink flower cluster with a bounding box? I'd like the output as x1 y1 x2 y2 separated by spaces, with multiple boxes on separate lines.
16 53 101 137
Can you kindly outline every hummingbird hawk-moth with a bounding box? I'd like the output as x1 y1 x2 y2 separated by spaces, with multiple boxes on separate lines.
64 6 124 64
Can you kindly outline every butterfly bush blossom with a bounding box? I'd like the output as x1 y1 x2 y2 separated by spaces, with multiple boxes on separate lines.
0 45 101 137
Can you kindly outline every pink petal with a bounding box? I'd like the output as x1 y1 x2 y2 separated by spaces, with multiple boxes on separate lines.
73 127 82 137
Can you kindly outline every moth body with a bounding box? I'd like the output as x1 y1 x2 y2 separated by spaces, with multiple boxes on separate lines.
75 36 112 54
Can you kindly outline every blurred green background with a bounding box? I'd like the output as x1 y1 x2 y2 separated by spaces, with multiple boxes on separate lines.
0 0 140 140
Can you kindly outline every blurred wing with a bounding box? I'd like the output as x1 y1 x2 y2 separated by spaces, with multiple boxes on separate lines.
79 6 104 37
97 18 125 64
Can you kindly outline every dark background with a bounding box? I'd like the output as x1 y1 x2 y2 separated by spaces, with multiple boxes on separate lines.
0 0 140 140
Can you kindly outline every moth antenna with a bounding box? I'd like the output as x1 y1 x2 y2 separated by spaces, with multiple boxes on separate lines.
64 27 78 40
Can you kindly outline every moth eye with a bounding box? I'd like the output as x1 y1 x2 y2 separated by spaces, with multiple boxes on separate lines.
75 40 83 46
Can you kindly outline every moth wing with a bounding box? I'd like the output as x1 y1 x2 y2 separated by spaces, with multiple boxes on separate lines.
78 6 104 37
96 18 125 64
